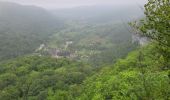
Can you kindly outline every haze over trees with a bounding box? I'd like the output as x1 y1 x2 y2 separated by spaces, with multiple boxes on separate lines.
0 0 169 100
0 2 63 60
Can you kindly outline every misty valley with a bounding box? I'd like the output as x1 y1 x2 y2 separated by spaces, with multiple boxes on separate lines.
0 1 169 100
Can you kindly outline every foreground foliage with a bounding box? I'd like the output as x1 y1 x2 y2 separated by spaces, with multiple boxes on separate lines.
1 43 169 100
0 56 93 100
75 44 170 100
140 0 170 47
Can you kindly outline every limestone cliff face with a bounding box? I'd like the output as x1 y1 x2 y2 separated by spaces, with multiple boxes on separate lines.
132 34 149 46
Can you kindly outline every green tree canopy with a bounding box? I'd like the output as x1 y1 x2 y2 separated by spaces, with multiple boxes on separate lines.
140 0 170 47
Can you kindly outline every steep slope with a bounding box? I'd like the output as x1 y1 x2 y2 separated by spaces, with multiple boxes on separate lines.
0 2 63 60
75 44 170 100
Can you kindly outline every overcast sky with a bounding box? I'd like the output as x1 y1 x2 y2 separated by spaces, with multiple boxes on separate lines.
0 0 147 9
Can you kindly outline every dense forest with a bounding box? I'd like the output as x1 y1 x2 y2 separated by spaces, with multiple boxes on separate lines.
0 0 169 100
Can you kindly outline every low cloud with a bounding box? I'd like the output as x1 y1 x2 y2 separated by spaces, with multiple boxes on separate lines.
0 0 147 9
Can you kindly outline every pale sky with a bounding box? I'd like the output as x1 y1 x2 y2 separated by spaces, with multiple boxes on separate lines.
0 0 147 9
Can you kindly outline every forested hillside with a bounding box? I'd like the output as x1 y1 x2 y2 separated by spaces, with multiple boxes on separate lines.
0 0 169 100
0 2 63 60
75 44 170 100
0 56 93 100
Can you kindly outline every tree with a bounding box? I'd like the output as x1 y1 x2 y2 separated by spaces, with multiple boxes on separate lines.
130 0 170 60
140 0 170 47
